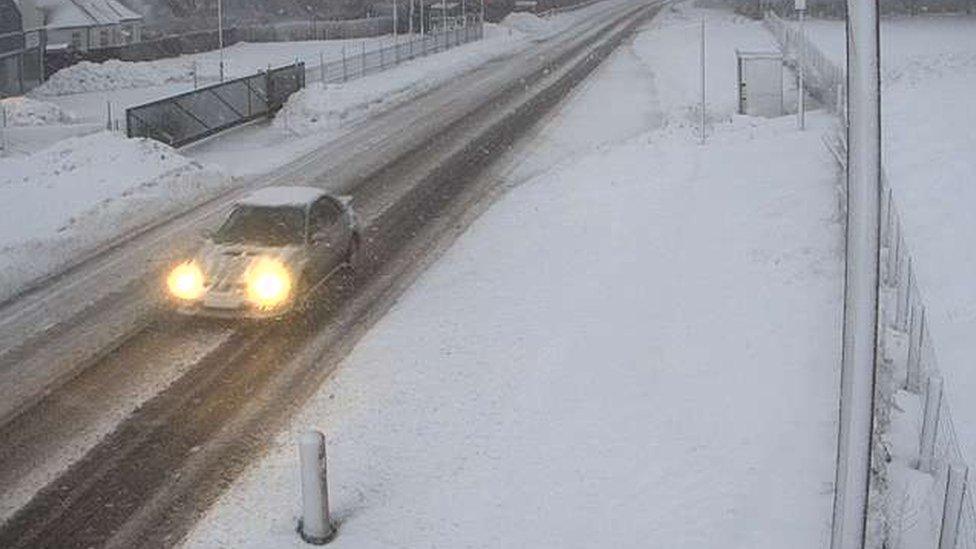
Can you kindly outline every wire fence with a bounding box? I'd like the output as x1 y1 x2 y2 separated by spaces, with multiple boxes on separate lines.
305 16 483 85
766 11 976 548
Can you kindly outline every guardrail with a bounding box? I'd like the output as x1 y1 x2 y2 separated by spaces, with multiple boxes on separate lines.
126 62 305 148
768 12 976 547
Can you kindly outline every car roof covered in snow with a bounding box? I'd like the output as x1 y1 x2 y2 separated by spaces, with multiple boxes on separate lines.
236 186 328 208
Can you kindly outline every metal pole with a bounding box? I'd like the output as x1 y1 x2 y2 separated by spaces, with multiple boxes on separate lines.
218 0 225 82
699 18 706 145
1 104 7 157
106 99 112 131
940 464 969 549
918 376 943 473
830 1 881 548
298 431 335 545
421 0 426 36
462 0 466 27
409 0 415 35
798 7 806 130
393 0 399 41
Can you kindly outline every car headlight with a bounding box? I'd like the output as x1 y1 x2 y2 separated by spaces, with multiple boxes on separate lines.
246 258 292 309
167 261 205 301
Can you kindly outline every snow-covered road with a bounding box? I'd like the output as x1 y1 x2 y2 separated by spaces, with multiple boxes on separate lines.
186 4 842 547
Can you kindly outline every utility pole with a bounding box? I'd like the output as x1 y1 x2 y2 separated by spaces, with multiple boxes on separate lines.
830 1 881 548
796 0 806 130
217 0 225 82
699 18 706 144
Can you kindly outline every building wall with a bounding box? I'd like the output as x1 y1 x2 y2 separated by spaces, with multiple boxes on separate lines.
48 22 142 51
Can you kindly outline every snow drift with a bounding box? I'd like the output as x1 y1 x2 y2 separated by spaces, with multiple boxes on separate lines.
0 131 231 300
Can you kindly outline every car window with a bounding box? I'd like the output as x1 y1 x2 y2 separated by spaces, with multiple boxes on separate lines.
213 206 306 247
309 199 341 236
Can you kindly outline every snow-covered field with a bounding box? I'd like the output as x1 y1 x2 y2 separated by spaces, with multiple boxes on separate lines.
184 3 842 547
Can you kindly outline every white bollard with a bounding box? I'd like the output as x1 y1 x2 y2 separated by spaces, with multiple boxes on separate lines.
918 376 943 473
939 463 968 549
298 431 335 545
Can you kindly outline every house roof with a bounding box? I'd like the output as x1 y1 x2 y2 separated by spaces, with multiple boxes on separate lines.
37 0 141 29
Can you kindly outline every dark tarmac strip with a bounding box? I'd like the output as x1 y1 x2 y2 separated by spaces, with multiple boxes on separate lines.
0 3 662 547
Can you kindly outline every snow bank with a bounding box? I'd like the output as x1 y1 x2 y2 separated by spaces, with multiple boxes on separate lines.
0 132 231 300
500 12 553 35
0 97 78 126
271 27 527 137
34 59 194 96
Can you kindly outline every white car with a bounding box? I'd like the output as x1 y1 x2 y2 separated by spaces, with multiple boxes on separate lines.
166 186 360 319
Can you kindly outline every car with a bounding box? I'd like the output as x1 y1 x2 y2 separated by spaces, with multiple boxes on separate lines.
165 186 360 319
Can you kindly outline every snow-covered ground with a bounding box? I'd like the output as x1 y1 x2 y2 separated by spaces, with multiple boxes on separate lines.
184 3 842 547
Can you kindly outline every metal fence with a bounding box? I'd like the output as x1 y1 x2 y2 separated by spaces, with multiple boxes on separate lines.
764 11 845 116
0 29 46 97
305 18 483 85
769 13 976 547
126 62 305 148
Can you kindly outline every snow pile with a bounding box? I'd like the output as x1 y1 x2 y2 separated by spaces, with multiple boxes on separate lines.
0 132 231 300
0 97 78 126
34 59 193 96
499 12 553 35
271 28 528 136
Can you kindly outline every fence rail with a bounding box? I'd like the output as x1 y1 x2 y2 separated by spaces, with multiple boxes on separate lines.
305 18 483 85
767 12 976 547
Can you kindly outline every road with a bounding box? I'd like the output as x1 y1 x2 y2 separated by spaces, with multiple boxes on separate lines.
0 1 663 546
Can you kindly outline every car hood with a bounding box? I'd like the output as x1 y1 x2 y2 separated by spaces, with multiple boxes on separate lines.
196 241 306 291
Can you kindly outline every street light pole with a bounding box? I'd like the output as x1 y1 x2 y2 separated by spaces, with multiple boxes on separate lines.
217 0 224 81
830 1 881 548
798 2 806 130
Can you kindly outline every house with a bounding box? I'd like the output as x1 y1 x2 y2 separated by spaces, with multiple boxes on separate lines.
36 0 143 51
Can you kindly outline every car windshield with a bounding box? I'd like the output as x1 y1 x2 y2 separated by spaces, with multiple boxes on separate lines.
213 206 306 246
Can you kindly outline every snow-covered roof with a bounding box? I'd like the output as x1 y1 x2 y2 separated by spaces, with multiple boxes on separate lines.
37 0 141 29
237 186 328 208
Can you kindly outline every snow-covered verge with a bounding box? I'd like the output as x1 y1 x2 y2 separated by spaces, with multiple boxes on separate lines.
0 132 231 301
0 97 77 126
270 24 530 137
184 3 841 547
801 15 976 546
